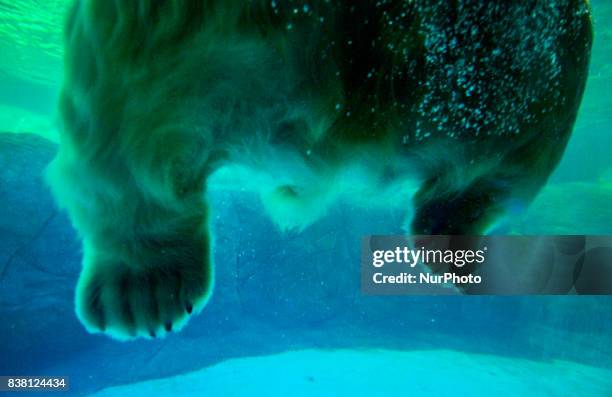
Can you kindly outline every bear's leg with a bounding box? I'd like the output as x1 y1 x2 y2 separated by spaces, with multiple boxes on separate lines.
48 140 215 339
409 172 520 280
409 132 574 281
47 0 221 339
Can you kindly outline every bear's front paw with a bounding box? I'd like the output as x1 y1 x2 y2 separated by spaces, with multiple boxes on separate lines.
75 235 213 340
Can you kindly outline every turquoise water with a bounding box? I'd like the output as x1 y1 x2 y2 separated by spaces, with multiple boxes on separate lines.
1 1 611 396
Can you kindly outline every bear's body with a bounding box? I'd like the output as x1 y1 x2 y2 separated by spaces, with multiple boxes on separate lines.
47 0 592 339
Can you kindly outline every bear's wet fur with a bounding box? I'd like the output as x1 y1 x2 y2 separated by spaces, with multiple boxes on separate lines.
47 0 593 339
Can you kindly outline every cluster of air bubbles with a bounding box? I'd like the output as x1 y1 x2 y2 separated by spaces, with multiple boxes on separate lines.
270 0 584 143
412 1 568 141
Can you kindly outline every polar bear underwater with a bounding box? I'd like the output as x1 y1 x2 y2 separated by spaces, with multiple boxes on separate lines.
46 0 592 339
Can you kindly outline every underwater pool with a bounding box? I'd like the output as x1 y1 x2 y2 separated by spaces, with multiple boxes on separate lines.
1 1 611 396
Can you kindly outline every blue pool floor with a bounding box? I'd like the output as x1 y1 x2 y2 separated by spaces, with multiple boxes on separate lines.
88 348 612 397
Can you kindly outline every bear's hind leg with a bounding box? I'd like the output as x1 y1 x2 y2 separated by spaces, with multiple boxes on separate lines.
409 174 516 281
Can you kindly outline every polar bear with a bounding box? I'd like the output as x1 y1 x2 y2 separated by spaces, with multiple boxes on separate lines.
47 0 592 339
